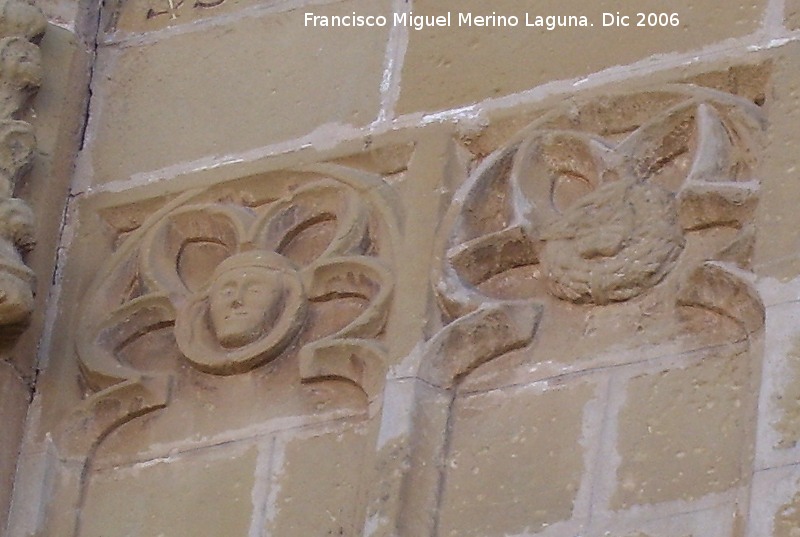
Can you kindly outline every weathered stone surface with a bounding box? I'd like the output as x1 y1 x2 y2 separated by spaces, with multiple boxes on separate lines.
85 0 390 185
754 42 800 279
437 380 594 536
266 426 370 536
0 362 28 533
614 350 752 508
753 300 800 471
105 0 262 35
0 0 48 331
80 442 258 537
748 465 800 537
787 0 800 30
4 1 796 532
592 502 736 537
399 0 766 114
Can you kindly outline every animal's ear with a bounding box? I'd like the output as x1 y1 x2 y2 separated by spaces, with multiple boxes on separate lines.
510 131 612 222
618 90 764 191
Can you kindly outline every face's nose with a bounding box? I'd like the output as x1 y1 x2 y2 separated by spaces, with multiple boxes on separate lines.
230 282 246 307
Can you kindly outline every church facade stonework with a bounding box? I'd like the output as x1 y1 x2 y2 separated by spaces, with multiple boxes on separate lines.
6 1 800 536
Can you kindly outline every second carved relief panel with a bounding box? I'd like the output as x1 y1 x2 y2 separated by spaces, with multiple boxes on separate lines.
422 70 769 537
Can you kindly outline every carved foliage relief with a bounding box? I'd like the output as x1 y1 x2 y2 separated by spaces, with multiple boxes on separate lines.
433 85 766 385
61 167 396 456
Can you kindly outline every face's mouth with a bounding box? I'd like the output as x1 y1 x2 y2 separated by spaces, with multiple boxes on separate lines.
225 310 253 320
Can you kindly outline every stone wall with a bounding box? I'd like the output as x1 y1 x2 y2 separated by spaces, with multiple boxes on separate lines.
5 0 800 536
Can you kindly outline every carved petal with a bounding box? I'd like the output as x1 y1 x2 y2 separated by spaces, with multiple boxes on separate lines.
299 339 386 402
510 131 611 223
446 225 537 288
677 261 764 335
251 180 369 264
76 293 175 391
419 302 542 389
677 181 758 230
139 204 252 297
303 256 392 340
55 375 172 458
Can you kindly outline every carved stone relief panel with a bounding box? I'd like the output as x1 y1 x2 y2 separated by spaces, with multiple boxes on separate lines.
434 85 765 375
38 160 400 536
405 81 768 536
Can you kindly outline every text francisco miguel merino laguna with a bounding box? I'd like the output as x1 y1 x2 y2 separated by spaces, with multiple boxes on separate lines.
304 11 680 30
304 11 598 31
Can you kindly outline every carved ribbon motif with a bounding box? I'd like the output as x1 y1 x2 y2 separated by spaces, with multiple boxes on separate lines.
0 0 45 327
432 85 766 385
61 170 396 456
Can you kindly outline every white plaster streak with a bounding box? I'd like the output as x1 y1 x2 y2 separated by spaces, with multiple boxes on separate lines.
747 37 792 51
6 433 59 536
386 340 425 379
573 377 608 527
83 29 800 198
375 0 409 125
754 301 800 470
363 512 386 537
757 275 800 308
588 373 622 526
264 438 287 527
47 19 75 32
419 104 479 125
130 455 179 470
378 54 393 97
90 411 363 468
763 0 787 33
248 438 274 537
376 379 415 449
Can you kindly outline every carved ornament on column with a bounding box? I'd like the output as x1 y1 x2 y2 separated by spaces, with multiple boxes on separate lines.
0 0 45 328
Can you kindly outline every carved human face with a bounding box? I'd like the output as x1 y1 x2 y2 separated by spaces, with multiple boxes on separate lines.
209 266 282 348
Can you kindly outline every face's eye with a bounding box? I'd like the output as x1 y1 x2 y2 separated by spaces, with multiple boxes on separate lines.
215 284 236 299
247 282 269 294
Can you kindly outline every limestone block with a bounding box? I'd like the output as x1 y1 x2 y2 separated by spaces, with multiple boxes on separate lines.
106 0 262 35
787 0 800 30
0 362 28 533
753 301 800 471
754 42 800 278
265 426 370 536
613 350 753 508
85 0 390 185
79 442 258 537
436 380 595 536
399 0 767 114
748 464 800 537
590 502 736 537
31 0 86 31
